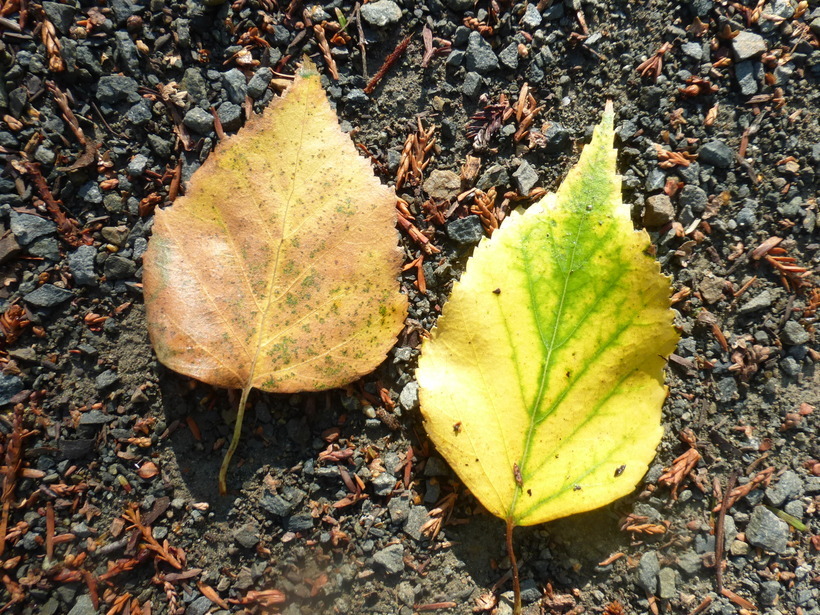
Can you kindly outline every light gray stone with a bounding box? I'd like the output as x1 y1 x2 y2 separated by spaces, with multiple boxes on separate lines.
512 160 539 195
69 245 98 286
781 321 810 345
373 543 405 574
765 470 804 506
520 4 542 28
732 31 767 61
360 0 402 27
636 551 659 593
739 289 774 314
423 170 461 199
9 212 56 245
746 506 789 554
399 381 419 412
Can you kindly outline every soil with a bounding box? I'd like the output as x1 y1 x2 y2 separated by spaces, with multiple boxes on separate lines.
0 0 818 614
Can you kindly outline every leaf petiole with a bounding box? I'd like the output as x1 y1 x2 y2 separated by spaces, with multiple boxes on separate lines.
506 517 521 615
218 385 252 495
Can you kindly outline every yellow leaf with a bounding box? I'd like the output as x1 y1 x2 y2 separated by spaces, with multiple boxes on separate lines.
417 102 679 527
143 58 408 491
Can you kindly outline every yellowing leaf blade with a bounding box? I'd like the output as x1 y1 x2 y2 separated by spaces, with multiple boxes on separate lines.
143 59 408 394
417 103 679 526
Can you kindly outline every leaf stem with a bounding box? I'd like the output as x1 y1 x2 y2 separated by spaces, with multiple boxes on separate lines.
218 385 251 495
506 518 521 615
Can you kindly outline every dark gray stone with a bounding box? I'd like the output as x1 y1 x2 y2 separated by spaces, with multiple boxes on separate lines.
465 31 499 74
183 107 214 134
96 75 139 103
765 470 804 506
9 212 56 245
686 0 713 16
781 321 810 345
373 543 405 574
462 72 483 98
520 579 541 604
260 494 294 517
94 371 120 392
732 31 767 61
676 550 701 575
699 140 734 168
544 3 564 19
186 596 212 615
736 206 756 227
498 43 519 70
636 551 659 593
643 194 675 226
222 68 247 104
110 0 138 25
476 164 509 191
78 181 103 204
126 100 152 125
781 356 801 377
735 61 758 95
181 68 209 105
115 31 140 75
127 154 149 176
67 594 96 615
715 377 738 402
233 523 259 548
759 580 780 606
42 1 76 35
513 160 539 194
679 185 708 214
446 49 464 67
443 0 473 10
217 101 243 131
247 67 273 99
446 216 484 245
360 0 402 27
287 513 314 532
25 284 73 308
372 471 396 496
746 506 789 553
104 255 136 280
403 506 428 540
345 89 369 106
542 123 570 154
69 245 98 287
0 373 23 406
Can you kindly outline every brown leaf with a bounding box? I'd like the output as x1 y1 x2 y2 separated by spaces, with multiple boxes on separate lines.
143 58 408 491
136 462 159 480
144 57 406 393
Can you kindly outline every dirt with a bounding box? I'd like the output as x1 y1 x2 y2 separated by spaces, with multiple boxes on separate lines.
0 0 818 614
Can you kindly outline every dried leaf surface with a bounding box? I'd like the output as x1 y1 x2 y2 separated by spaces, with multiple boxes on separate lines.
417 103 679 526
144 59 407 394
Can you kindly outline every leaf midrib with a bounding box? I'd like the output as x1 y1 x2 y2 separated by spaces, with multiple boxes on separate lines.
510 206 589 521
246 76 311 391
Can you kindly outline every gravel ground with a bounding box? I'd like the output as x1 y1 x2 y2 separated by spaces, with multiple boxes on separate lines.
0 0 819 614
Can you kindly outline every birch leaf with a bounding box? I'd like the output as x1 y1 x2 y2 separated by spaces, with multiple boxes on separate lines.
143 58 407 491
417 102 679 527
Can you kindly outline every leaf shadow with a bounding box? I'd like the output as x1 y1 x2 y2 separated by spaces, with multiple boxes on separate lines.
157 369 360 520
443 497 653 603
